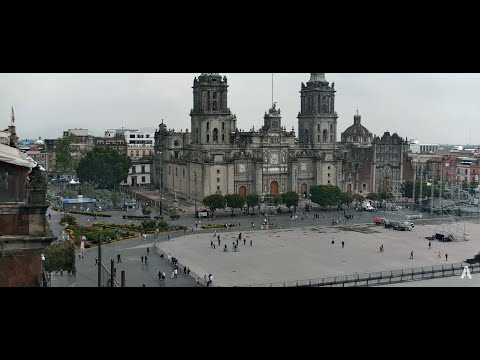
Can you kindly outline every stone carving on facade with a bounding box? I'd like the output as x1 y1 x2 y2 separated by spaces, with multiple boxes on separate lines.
28 166 47 190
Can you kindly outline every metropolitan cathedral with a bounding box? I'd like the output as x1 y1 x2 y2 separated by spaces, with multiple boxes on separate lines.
153 73 413 201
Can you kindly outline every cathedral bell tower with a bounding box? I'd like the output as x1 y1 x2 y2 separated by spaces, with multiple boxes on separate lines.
297 73 338 147
190 73 237 146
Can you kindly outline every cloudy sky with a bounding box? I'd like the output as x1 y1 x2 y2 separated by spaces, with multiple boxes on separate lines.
1 73 479 145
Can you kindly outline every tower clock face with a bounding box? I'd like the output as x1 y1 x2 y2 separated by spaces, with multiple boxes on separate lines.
239 164 246 173
270 153 279 165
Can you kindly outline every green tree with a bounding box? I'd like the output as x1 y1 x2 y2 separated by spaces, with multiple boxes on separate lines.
110 191 120 208
203 194 227 216
378 191 389 200
55 134 79 173
225 194 246 215
246 194 259 215
43 241 76 274
339 192 354 206
353 193 366 202
264 194 283 206
76 148 131 190
282 192 300 212
470 180 479 190
310 185 342 208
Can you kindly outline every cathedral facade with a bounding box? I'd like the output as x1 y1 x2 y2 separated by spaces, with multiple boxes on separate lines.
152 73 413 201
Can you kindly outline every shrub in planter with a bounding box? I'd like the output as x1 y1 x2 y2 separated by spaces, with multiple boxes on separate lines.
170 215 180 220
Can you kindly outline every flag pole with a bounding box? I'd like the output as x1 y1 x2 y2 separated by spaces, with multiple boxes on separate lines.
271 73 274 108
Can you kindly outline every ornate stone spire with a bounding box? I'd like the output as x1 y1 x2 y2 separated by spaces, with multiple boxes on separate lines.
309 73 328 83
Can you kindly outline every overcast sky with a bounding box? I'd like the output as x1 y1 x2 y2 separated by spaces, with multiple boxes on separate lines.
1 73 479 145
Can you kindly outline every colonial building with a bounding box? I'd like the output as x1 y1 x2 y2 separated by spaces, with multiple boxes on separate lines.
94 131 127 156
0 143 54 286
153 73 414 200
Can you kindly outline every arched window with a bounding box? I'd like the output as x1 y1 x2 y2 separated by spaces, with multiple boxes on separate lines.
222 122 225 131
213 128 219 143
353 136 357 142
318 135 320 142
323 130 328 142
330 134 333 142
330 124 333 132
222 134 225 142
207 134 210 143
207 122 210 131
318 124 320 132
212 101 217 110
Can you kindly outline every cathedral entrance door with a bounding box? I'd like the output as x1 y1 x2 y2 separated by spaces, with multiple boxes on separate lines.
239 186 247 198
300 183 308 198
270 181 279 195
347 184 352 194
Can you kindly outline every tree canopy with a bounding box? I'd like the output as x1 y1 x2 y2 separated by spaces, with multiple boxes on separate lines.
43 241 76 274
225 194 246 215
203 194 227 215
282 192 299 211
310 185 342 208
246 194 259 214
76 148 131 190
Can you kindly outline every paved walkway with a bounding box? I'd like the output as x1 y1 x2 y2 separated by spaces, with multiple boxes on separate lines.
46 209 197 287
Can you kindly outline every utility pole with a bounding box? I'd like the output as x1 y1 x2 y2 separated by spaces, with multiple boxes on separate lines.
430 164 435 216
97 239 102 287
121 271 126 287
194 172 198 214
110 259 115 288
412 163 417 207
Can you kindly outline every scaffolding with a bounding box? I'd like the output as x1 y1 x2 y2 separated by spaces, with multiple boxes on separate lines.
435 183 468 242
384 180 412 226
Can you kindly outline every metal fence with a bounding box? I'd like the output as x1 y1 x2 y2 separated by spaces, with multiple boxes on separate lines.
244 262 480 287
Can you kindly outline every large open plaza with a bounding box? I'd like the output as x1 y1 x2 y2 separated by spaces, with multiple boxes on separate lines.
157 219 480 287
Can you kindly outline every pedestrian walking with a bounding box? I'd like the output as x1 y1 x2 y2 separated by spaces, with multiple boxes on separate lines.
95 257 98 265
147 247 150 255
204 274 207 283
244 238 246 246
438 251 441 259
445 253 448 261
342 241 344 249
429 241 431 249
162 272 166 280
174 268 178 278
117 254 122 263
158 270 162 281
410 251 414 260
141 256 144 264
145 255 148 264
250 239 253 246
187 267 190 275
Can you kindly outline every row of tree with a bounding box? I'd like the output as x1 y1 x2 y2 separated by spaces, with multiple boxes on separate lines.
202 192 302 216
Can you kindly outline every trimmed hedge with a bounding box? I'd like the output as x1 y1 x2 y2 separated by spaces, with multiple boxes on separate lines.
123 215 151 220
69 210 112 218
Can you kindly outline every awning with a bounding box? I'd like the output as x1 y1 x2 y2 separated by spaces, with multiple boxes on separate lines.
0 143 37 169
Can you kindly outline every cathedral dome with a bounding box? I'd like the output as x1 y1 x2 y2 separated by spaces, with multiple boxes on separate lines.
341 113 372 144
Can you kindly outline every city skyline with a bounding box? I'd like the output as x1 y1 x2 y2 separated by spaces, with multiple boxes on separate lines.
1 73 479 144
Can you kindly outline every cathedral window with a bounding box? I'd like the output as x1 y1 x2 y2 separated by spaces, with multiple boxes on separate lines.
213 128 219 143
323 130 328 142
222 134 225 142
305 129 309 142
330 135 333 142
196 128 199 142
222 122 225 131
207 134 210 143
318 124 320 132
213 101 217 110
318 135 320 142
330 124 333 132
213 92 217 99
207 122 210 131
318 95 321 113
322 105 327 113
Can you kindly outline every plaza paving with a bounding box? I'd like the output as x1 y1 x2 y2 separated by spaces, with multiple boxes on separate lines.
157 220 480 287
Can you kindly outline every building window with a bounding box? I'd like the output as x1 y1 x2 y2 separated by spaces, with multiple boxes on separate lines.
213 128 219 143
174 151 179 159
328 173 331 178
136 151 139 156
130 135 135 138
213 101 217 110
322 105 327 113
222 134 225 142
217 178 221 183
323 130 328 142
146 135 150 138
330 135 334 142
207 122 210 131
142 176 146 183
130 151 134 156
330 124 333 132
217 170 220 174
196 128 199 142
132 166 136 174
328 180 331 184
318 124 320 132
213 92 217 99
328 166 331 170
217 186 221 191
141 165 145 173
222 122 225 131
318 135 320 142
207 134 210 143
